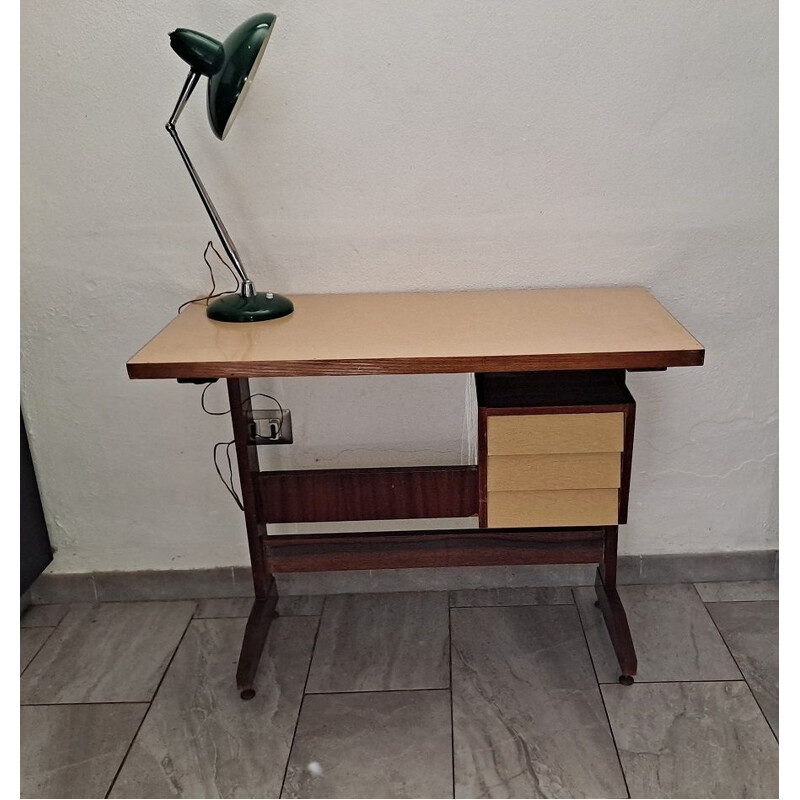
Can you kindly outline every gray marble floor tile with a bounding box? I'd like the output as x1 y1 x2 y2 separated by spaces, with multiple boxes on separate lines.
277 595 326 615
306 592 449 693
21 603 70 628
452 605 627 798
21 628 54 674
574 584 741 683
109 617 317 799
21 703 147 799
282 690 452 799
707 601 778 737
20 601 195 703
695 580 779 602
193 597 254 618
603 681 778 798
194 595 325 618
449 586 573 607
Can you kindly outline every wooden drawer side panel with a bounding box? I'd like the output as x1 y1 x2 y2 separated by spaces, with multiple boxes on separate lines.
487 413 624 455
487 453 622 492
487 489 619 528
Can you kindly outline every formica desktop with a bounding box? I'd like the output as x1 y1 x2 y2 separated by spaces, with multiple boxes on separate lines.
127 286 704 698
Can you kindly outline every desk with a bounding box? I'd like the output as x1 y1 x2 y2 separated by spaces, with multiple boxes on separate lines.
128 287 703 698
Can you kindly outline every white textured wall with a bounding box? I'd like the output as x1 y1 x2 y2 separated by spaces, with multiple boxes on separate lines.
21 1 777 572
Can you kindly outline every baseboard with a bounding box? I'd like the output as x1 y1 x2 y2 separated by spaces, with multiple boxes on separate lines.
29 549 778 603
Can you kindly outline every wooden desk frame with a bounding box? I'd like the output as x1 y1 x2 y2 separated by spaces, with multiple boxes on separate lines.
127 288 703 699
227 374 637 699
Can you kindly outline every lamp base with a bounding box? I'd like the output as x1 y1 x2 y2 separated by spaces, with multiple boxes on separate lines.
207 292 294 323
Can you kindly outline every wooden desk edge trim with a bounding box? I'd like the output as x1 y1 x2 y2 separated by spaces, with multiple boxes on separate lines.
127 348 705 380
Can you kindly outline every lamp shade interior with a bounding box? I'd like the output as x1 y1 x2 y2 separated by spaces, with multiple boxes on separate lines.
207 13 276 140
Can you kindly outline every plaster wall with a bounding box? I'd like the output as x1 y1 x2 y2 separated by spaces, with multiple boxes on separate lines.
21 0 777 572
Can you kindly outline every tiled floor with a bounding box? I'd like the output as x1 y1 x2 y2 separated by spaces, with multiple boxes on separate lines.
20 580 778 799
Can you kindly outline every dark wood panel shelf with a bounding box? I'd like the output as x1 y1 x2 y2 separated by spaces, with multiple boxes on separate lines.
476 370 634 409
258 465 478 524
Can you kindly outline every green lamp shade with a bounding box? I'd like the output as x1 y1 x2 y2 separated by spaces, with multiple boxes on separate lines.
208 13 276 140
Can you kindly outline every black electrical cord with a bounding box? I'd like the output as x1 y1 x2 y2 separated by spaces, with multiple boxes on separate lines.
177 241 239 314
178 242 288 508
183 245 289 504
212 440 244 510
202 382 287 507
208 240 240 284
200 382 286 438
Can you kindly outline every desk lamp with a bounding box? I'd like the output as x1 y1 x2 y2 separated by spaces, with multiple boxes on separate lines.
167 13 293 322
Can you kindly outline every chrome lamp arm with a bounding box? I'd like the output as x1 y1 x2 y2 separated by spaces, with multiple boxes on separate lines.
165 69 255 298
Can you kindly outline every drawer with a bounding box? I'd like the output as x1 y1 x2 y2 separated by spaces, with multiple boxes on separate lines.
487 488 619 527
487 412 624 455
487 453 621 492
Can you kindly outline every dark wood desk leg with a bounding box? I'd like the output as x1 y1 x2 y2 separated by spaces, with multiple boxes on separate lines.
236 585 278 699
228 377 279 700
594 525 637 685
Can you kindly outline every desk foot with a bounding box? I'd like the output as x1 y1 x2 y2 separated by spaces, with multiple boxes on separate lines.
594 568 637 683
236 593 278 700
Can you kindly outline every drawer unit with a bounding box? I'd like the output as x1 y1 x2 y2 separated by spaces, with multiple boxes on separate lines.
476 371 635 529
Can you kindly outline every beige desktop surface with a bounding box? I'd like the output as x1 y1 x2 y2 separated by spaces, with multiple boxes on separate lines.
127 287 704 379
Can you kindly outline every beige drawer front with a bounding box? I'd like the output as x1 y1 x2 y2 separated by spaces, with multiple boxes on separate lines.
487 412 624 455
487 453 621 492
487 489 619 527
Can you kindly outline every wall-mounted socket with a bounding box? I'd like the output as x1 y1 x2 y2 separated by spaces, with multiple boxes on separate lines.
249 409 293 445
